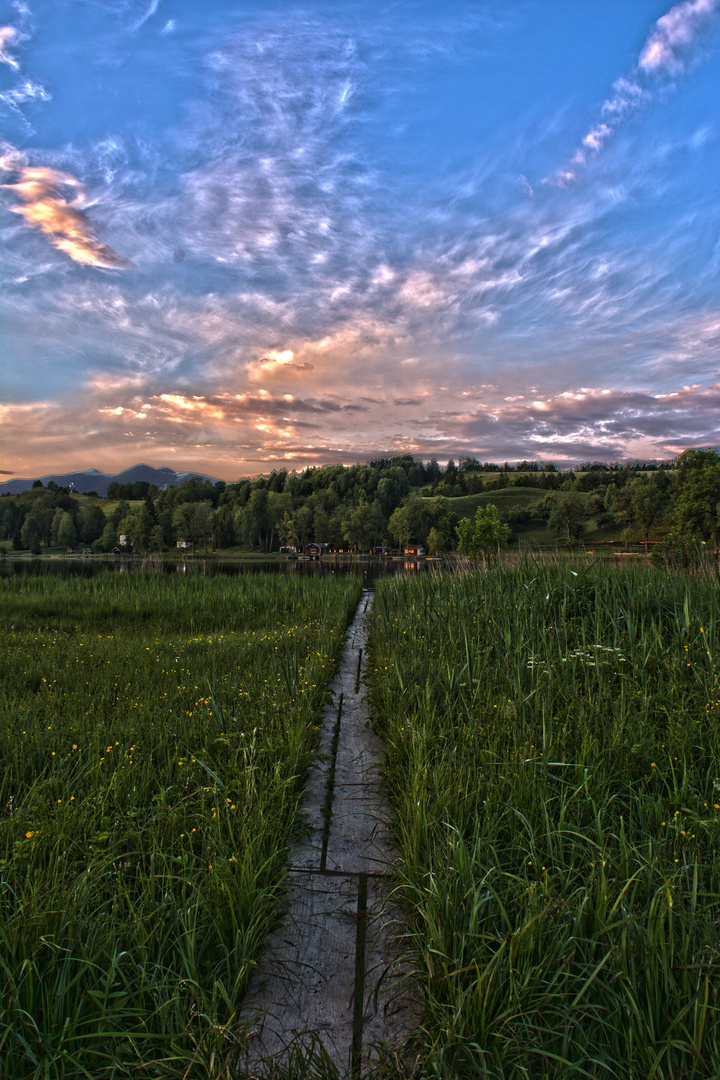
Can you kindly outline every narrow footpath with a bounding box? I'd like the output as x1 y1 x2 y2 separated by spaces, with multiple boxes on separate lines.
238 589 417 1075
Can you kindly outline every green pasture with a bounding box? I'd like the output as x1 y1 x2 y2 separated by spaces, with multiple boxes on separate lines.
369 561 720 1078
75 494 129 513
426 489 565 547
434 488 546 517
0 570 362 1078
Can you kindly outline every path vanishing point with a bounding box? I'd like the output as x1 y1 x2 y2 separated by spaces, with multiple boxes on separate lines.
239 589 418 1076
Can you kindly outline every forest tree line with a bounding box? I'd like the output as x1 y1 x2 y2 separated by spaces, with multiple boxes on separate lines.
2 450 718 557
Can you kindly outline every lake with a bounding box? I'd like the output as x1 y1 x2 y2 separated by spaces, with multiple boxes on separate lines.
0 554 434 583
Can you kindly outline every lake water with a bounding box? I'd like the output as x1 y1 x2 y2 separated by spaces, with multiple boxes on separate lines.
0 555 434 584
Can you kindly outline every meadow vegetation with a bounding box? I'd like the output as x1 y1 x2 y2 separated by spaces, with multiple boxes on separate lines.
4 554 720 1080
0 569 362 1078
369 561 720 1078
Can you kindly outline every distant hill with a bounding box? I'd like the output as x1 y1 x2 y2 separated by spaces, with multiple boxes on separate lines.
0 464 221 497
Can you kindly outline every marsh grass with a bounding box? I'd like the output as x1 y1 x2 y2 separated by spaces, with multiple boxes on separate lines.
369 560 720 1078
0 570 362 1078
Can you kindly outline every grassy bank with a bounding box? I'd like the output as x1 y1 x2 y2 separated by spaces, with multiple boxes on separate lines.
0 570 362 1078
369 560 720 1078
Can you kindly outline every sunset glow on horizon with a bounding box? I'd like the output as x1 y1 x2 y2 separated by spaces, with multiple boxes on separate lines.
1 0 718 481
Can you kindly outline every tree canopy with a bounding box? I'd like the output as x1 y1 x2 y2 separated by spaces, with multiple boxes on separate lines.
674 449 720 558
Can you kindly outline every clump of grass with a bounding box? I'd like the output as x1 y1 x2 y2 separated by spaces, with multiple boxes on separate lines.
369 559 720 1078
0 569 362 1078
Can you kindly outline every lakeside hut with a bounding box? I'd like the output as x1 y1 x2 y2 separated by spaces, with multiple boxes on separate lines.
303 542 331 560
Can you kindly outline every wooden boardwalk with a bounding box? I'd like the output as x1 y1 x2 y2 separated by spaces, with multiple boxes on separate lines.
238 591 417 1075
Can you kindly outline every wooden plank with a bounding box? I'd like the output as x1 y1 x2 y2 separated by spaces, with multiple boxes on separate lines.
238 591 418 1075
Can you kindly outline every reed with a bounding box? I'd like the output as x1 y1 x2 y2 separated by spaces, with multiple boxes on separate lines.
0 569 362 1078
369 558 720 1078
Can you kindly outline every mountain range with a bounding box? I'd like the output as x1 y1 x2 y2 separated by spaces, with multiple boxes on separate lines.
0 464 221 497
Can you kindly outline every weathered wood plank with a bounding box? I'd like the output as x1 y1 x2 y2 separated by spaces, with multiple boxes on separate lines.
238 590 418 1075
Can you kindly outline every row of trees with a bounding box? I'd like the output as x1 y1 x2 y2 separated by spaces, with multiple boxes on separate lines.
537 472 671 551
1 495 107 555
540 452 720 556
2 449 718 557
457 451 720 557
454 456 670 474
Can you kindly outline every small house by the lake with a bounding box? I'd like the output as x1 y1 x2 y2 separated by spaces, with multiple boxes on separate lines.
403 544 426 556
176 538 194 550
304 542 331 560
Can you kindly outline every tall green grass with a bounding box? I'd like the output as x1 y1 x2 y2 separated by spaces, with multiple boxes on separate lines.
369 560 720 1078
1 570 362 1078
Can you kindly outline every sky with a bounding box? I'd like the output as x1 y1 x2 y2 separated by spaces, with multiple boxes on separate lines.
1 0 719 481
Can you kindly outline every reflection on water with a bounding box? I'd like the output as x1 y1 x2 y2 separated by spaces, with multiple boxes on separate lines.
0 555 431 584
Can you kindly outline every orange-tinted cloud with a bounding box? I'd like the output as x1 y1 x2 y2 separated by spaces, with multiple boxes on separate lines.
247 349 315 381
2 165 132 268
2 379 718 482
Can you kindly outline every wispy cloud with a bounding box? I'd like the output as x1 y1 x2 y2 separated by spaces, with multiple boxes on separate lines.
0 77 50 114
0 25 20 68
639 0 719 71
547 0 720 185
0 13 48 132
1 160 132 268
129 1 163 33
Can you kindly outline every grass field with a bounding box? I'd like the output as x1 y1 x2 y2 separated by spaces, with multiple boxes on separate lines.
0 569 362 1078
369 561 720 1078
438 488 547 517
74 495 144 509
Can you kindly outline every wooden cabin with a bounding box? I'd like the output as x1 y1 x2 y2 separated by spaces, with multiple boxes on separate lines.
303 542 331 560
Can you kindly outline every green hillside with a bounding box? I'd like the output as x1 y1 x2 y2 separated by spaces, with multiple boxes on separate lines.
433 487 671 550
434 487 547 519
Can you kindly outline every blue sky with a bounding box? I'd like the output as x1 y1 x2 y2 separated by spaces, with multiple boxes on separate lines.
1 0 718 479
